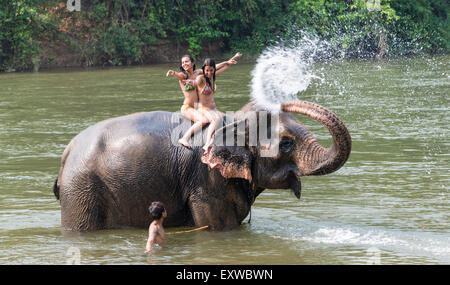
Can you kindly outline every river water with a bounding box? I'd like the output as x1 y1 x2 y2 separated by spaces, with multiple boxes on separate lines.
0 55 448 264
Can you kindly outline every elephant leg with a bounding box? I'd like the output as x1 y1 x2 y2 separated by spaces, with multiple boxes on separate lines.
60 173 119 231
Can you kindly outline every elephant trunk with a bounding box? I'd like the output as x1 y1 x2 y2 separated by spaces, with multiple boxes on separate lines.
281 100 351 176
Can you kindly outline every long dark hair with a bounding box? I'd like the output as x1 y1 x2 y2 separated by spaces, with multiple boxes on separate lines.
202 58 216 87
180 54 196 79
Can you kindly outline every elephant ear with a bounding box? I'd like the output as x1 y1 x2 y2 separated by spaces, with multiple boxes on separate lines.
201 118 253 182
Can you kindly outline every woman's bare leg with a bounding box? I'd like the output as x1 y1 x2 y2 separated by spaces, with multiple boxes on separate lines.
201 110 223 153
179 107 209 148
178 121 204 148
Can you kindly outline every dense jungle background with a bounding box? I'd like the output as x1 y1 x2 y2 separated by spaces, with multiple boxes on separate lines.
0 0 448 71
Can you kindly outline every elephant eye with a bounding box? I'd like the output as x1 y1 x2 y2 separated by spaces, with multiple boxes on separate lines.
279 137 294 153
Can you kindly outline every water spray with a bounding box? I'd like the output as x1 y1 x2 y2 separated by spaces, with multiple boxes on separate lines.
250 34 327 111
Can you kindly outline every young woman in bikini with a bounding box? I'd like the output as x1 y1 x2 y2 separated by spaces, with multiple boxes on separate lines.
166 55 208 144
181 53 242 152
168 53 242 148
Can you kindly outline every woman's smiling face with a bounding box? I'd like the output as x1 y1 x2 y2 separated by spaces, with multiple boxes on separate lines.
181 56 194 71
203 66 215 79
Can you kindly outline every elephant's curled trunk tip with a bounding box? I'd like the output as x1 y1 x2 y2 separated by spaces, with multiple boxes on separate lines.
281 100 351 176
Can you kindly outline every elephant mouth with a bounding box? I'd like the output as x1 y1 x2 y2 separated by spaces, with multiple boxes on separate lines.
287 174 302 199
263 167 302 199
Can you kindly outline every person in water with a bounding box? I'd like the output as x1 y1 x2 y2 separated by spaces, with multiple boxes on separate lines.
178 53 242 150
145 201 167 253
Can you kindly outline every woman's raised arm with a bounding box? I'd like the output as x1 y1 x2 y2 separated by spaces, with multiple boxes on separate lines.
215 52 242 76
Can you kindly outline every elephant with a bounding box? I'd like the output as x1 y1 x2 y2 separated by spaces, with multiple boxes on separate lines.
53 100 351 231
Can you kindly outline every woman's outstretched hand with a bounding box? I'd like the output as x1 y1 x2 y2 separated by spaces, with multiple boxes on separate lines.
234 52 242 58
227 52 242 65
166 70 175 77
231 52 242 61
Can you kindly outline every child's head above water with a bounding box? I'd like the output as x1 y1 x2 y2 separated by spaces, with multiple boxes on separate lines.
149 201 166 221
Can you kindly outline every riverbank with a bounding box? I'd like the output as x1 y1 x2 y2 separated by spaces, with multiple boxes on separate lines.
4 39 253 73
13 38 229 71
4 51 449 75
3 35 240 72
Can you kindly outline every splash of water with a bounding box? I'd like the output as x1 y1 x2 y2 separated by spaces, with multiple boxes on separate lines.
250 35 327 111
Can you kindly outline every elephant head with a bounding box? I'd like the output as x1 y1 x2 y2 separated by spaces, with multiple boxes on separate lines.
201 100 352 199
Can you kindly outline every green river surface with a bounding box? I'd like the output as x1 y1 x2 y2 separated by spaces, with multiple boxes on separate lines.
0 55 448 264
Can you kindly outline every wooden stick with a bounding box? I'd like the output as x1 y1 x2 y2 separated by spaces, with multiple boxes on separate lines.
166 225 209 235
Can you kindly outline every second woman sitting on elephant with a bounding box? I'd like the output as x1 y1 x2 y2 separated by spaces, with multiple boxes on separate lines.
179 53 242 153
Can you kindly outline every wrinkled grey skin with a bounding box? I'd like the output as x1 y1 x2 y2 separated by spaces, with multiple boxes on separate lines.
53 101 351 231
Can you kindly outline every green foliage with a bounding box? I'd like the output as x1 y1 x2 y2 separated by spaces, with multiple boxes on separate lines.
390 0 449 53
0 0 448 71
0 0 50 71
99 22 143 65
287 0 399 57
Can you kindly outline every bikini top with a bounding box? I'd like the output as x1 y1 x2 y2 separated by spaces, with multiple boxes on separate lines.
184 78 195 91
200 81 216 95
